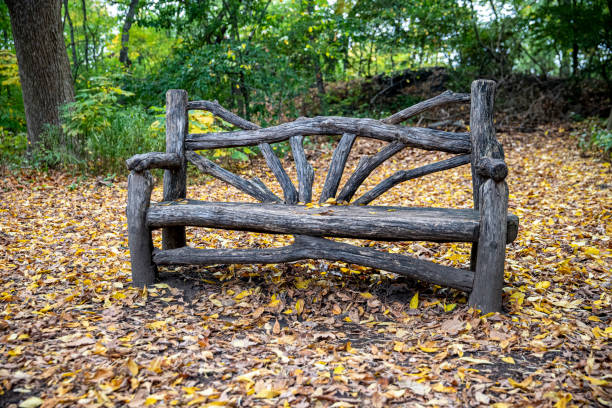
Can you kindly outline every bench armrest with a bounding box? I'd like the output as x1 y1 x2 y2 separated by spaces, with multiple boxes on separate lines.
126 152 181 172
476 157 507 182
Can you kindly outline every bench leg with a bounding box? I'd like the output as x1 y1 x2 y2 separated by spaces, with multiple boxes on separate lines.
469 179 508 313
127 170 156 287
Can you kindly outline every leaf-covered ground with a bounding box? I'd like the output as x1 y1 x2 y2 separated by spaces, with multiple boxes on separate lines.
0 130 610 408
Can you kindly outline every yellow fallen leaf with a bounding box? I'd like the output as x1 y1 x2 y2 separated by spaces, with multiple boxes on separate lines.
432 383 456 393
501 356 515 364
444 303 457 312
410 292 419 309
127 358 139 376
419 345 439 353
459 357 492 365
19 397 43 408
254 389 280 399
295 299 304 315
333 364 345 374
583 376 608 386
146 320 166 330
535 281 550 290
360 292 373 299
144 396 158 405
234 289 252 300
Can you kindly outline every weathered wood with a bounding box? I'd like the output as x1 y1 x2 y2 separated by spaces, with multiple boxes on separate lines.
382 90 470 125
476 157 508 182
319 133 357 203
187 100 260 130
336 141 406 203
186 116 471 154
259 142 299 204
290 135 315 203
469 179 509 313
163 89 188 249
469 80 504 270
186 151 281 203
153 235 475 292
127 170 156 287
187 99 298 204
470 80 504 208
147 200 519 243
354 154 471 205
126 152 181 172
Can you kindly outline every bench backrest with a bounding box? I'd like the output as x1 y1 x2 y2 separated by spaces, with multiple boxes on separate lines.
162 79 503 211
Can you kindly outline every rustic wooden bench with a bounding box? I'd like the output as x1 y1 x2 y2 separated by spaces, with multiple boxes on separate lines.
125 79 518 313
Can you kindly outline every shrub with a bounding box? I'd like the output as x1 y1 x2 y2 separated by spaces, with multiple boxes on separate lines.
575 118 612 160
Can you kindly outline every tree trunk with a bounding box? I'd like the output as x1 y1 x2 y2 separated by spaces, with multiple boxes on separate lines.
63 0 79 79
5 0 75 151
81 0 89 69
119 0 139 67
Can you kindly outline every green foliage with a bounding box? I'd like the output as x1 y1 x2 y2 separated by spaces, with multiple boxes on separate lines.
575 118 612 160
62 76 135 145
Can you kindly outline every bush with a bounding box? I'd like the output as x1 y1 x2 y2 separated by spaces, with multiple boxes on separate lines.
575 118 612 160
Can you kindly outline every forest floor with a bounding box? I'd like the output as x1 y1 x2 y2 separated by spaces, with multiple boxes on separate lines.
0 128 610 408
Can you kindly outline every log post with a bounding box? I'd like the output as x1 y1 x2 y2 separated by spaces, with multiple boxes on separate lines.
127 170 156 287
469 179 508 313
162 89 188 249
468 79 509 313
469 80 503 271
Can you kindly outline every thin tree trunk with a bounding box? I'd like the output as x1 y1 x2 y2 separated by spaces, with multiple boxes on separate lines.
119 0 139 67
307 0 326 114
81 0 89 69
63 0 78 79
5 0 75 151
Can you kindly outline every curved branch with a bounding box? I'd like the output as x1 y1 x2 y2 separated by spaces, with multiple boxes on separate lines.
187 116 471 154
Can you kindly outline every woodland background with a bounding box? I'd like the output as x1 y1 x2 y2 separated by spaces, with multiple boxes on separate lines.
0 0 611 172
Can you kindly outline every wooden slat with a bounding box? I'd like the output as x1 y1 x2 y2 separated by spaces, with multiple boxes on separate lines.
336 141 406 203
126 152 181 172
147 200 519 244
186 99 297 204
354 154 471 205
382 90 470 125
259 142 298 204
186 151 281 203
290 135 314 203
319 133 356 203
186 116 471 154
153 235 475 292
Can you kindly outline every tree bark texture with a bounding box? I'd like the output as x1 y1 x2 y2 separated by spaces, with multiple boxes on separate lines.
290 135 315 203
354 154 471 205
187 100 297 203
469 179 509 313
5 0 75 151
336 140 406 203
154 235 475 292
319 133 356 203
126 152 181 172
162 90 188 249
119 0 139 67
186 151 281 203
127 170 156 287
147 200 519 244
187 116 471 154
382 91 470 125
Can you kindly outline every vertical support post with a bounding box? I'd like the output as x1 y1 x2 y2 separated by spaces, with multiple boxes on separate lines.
162 89 188 249
468 79 509 313
127 170 156 287
470 179 508 313
469 79 503 271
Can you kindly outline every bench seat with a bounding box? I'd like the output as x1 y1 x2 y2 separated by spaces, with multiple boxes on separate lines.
147 200 519 244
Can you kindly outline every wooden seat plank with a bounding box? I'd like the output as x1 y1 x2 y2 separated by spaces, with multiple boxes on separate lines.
147 200 518 244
